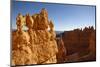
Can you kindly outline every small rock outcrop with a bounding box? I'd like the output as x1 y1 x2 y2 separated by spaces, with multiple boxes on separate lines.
12 8 58 66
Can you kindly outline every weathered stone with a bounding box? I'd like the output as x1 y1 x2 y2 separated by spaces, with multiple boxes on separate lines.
16 13 25 33
56 38 66 63
49 20 56 40
25 13 34 44
61 26 96 62
12 8 58 66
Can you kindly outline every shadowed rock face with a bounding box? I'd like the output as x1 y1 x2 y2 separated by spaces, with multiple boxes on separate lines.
56 38 66 63
62 27 96 62
12 8 58 66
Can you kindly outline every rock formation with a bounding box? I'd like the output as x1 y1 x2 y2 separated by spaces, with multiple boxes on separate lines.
61 26 96 62
56 37 66 63
12 8 58 66
12 8 96 65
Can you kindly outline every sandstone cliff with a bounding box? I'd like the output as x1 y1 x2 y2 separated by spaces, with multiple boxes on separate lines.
12 8 58 66
62 26 96 62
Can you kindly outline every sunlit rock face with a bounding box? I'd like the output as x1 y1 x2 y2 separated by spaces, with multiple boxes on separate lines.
12 8 58 66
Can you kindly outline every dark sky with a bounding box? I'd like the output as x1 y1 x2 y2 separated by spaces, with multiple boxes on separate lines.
11 1 96 31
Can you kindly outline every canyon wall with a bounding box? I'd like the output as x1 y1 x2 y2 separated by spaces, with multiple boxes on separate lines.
62 27 96 61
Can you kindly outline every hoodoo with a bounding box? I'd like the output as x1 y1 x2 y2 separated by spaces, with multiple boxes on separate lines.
12 8 58 65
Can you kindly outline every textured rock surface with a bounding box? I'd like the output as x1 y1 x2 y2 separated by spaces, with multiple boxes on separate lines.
62 26 96 62
56 38 66 63
12 8 96 65
12 8 58 66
